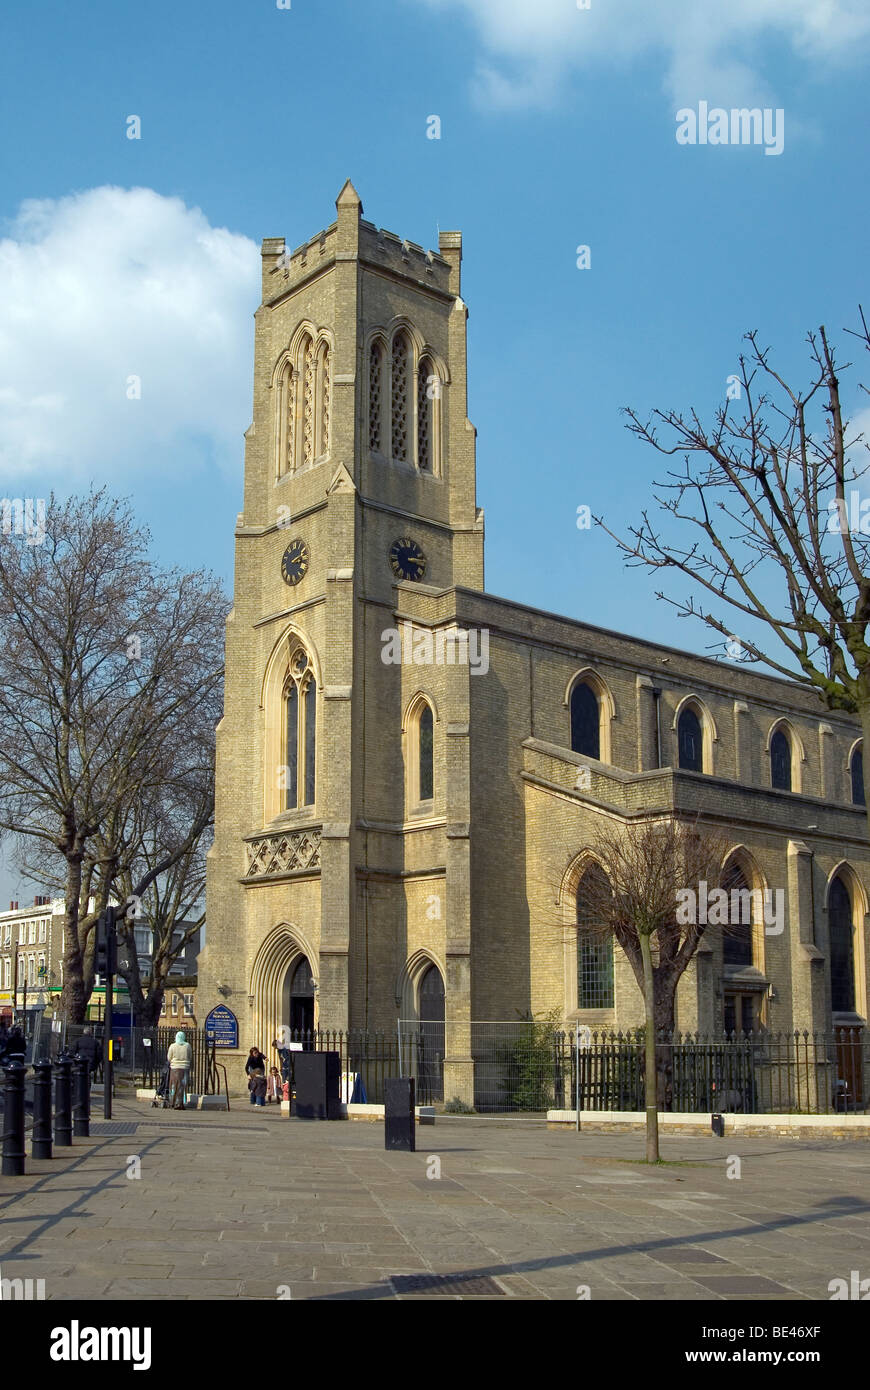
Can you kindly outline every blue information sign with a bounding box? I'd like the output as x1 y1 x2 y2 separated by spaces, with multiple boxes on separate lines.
205 1005 239 1049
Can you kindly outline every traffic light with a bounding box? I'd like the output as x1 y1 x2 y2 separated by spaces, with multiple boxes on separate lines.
94 906 117 977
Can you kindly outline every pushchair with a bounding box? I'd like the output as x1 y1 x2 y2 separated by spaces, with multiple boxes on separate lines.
153 1063 189 1109
152 1065 171 1108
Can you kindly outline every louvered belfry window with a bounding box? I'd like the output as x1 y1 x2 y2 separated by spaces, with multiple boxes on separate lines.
369 341 383 452
417 356 433 472
391 331 410 462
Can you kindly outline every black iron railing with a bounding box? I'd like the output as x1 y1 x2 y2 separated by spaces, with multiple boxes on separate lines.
555 1027 869 1117
103 1020 867 1115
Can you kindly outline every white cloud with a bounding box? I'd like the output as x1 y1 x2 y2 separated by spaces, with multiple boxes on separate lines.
416 0 870 108
0 187 259 481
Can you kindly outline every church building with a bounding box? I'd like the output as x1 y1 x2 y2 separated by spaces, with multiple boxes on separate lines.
200 183 870 1102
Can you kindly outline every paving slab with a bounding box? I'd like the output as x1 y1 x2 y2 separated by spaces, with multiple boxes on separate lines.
2 1101 869 1300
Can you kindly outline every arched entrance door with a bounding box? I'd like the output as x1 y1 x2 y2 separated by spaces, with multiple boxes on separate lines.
418 963 445 1103
283 955 315 1037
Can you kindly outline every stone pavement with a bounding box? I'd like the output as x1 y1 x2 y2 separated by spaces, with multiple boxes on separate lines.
1 1096 868 1300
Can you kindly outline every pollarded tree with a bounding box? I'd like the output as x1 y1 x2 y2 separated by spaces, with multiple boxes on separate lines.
578 816 730 1161
0 489 228 1022
601 311 870 837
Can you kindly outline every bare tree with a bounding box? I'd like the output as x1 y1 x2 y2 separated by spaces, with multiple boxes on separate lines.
599 311 870 834
0 489 228 1022
577 816 729 1161
109 772 213 1027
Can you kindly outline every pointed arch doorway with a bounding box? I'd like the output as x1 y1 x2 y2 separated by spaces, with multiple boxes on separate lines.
418 962 445 1103
283 955 316 1036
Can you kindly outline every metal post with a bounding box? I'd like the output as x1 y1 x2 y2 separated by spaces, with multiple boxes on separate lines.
2 1061 26 1176
575 1026 580 1133
102 905 117 1119
103 1005 113 1118
72 1054 90 1137
55 1052 73 1146
31 1059 53 1159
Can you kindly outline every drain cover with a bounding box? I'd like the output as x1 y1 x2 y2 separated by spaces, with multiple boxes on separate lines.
391 1273 505 1296
88 1122 140 1135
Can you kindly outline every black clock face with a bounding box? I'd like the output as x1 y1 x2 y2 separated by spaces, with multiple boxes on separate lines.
389 537 426 582
281 538 310 587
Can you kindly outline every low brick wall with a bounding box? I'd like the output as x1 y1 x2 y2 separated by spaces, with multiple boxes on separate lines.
547 1109 870 1140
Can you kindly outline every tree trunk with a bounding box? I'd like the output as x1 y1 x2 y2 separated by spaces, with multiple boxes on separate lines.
639 931 660 1161
60 854 87 1024
143 991 164 1027
654 972 678 1110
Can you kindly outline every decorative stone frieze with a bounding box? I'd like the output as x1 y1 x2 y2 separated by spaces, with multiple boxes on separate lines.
244 828 322 880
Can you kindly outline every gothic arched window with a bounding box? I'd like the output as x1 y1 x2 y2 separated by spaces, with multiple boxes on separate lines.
283 647 316 810
829 876 856 1013
277 330 331 477
571 683 600 760
770 728 792 791
369 327 443 473
576 863 614 1009
418 703 434 802
276 360 294 479
678 706 703 772
851 745 865 806
406 696 435 811
721 861 753 968
417 355 434 472
391 331 410 462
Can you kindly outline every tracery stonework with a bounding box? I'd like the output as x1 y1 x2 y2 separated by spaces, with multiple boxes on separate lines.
244 829 322 880
302 338 316 465
320 345 331 457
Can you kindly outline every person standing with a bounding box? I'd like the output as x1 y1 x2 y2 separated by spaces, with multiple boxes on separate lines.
166 1030 192 1110
245 1046 266 1105
272 1037 293 1087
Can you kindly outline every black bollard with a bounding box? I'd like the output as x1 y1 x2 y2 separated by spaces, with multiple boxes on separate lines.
2 1062 27 1176
72 1055 90 1137
31 1059 53 1160
55 1053 73 1147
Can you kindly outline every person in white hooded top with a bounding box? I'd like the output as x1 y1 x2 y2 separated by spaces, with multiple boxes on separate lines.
166 1030 192 1110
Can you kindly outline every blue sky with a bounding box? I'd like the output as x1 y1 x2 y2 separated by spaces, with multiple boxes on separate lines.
1 0 869 900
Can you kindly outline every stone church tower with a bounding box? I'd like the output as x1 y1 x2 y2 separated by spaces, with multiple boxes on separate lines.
201 182 484 1091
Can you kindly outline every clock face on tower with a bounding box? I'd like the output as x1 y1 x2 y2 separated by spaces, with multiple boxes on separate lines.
281 538 310 587
389 537 427 582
